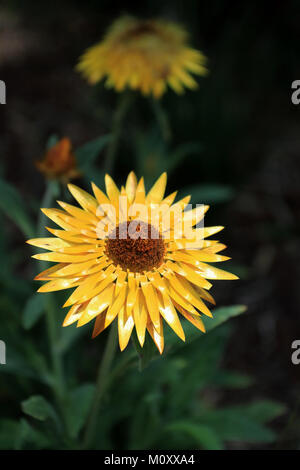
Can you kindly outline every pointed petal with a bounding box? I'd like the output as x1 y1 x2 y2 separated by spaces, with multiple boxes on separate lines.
157 290 185 341
68 184 98 213
105 174 120 202
77 284 114 326
146 172 167 204
125 171 137 204
118 306 134 351
147 317 164 354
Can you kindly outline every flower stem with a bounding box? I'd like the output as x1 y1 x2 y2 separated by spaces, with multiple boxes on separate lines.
82 322 118 449
151 97 172 142
37 182 65 405
104 92 133 175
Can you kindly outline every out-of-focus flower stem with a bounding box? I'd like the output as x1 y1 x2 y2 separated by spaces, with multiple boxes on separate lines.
151 98 172 142
37 181 67 421
82 322 118 449
103 91 133 175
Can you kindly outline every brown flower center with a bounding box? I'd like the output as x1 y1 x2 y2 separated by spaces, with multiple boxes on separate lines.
106 221 165 273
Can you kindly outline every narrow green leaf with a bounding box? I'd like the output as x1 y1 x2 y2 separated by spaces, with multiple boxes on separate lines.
232 401 286 424
204 305 247 332
15 419 51 450
21 395 56 422
199 408 277 443
75 135 111 170
0 178 35 238
166 421 224 450
22 293 45 330
182 184 235 204
64 384 95 438
0 419 19 449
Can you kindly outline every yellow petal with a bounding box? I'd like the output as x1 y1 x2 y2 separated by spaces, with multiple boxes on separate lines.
37 277 80 293
133 288 147 347
168 274 212 317
182 249 230 263
125 171 137 204
174 302 206 333
77 284 114 326
63 302 88 327
161 191 177 207
147 317 164 354
133 177 146 205
157 290 185 341
51 258 108 278
91 182 111 206
167 260 213 290
27 237 70 250
141 280 161 332
118 306 134 351
57 201 98 225
104 284 127 328
68 184 98 213
34 263 67 280
105 174 120 202
146 172 167 204
92 310 108 338
32 251 99 263
195 262 239 280
165 279 199 316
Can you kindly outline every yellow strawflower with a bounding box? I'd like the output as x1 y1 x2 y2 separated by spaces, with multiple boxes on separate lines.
27 172 237 353
77 16 207 98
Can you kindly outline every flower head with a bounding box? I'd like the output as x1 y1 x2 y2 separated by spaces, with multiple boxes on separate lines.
77 16 207 98
36 138 81 183
27 172 237 353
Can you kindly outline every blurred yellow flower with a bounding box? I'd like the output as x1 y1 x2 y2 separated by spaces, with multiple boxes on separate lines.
77 16 207 98
36 137 81 183
27 172 237 353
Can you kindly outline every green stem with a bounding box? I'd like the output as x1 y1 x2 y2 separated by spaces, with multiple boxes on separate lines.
104 92 133 175
151 98 172 143
37 182 65 405
82 322 118 449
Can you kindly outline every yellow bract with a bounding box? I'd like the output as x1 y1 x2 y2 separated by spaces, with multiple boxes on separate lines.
77 16 208 98
27 171 238 353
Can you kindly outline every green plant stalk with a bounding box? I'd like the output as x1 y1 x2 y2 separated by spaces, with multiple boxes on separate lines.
82 322 118 449
151 98 172 142
103 92 133 175
37 182 66 410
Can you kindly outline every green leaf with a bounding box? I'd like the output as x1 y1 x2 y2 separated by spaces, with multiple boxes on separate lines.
166 421 224 450
22 293 45 330
15 419 51 450
0 178 35 238
166 305 247 352
64 384 95 439
213 370 253 389
0 419 19 449
75 135 111 170
233 401 286 424
199 408 277 443
21 395 56 422
182 184 235 204
204 305 247 332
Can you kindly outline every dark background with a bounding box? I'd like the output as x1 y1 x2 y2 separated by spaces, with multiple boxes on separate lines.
1 0 300 448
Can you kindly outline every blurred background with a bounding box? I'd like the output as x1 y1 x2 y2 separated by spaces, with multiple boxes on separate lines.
0 0 300 450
